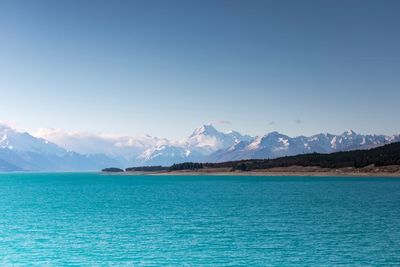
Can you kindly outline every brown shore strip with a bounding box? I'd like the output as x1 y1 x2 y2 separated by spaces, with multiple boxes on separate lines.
104 165 400 177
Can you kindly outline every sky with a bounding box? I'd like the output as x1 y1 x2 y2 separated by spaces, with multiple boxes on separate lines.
0 0 399 139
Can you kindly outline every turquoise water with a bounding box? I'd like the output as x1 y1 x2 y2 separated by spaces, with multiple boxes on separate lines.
0 173 400 265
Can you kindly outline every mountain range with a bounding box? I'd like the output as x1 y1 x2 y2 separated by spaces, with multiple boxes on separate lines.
1 122 399 171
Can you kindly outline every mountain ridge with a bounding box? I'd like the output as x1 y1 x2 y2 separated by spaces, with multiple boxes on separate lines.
2 122 400 171
0 123 121 171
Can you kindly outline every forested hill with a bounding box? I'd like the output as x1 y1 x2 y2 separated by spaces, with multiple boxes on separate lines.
170 142 400 171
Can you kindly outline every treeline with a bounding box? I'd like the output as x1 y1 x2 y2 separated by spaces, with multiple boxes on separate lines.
167 142 400 171
217 142 400 171
125 166 169 172
103 142 400 172
102 167 124 172
169 162 203 171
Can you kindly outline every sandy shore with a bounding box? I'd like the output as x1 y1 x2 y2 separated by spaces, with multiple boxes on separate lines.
105 165 400 177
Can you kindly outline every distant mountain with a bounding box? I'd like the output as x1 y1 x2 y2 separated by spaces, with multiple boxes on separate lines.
208 131 293 162
133 126 400 166
209 130 400 162
184 124 253 154
137 124 253 165
171 141 400 172
0 124 120 171
137 145 203 166
3 121 400 170
35 128 168 166
0 157 22 172
0 124 66 155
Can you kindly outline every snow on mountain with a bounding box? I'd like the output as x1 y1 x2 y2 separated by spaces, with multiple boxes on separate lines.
389 134 400 143
329 131 388 151
209 130 400 162
35 128 168 165
182 124 252 154
0 123 120 171
32 125 400 166
3 121 400 170
138 145 203 166
209 131 305 161
136 124 254 165
0 123 66 155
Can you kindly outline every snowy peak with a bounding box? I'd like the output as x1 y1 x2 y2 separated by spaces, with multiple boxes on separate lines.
0 123 66 155
341 129 357 136
190 124 219 137
0 123 123 171
246 132 288 150
211 129 400 163
140 124 255 164
226 130 253 143
2 121 400 170
265 131 283 137
186 124 253 154
139 126 400 166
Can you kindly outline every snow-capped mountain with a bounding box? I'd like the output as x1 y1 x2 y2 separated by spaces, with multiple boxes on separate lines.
209 130 400 162
137 124 253 165
0 123 120 171
2 121 400 171
208 131 298 162
35 128 168 165
183 124 253 154
1 124 66 155
138 145 203 166
141 127 400 165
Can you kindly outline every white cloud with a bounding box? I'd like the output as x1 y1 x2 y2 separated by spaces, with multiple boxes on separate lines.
35 128 168 159
0 120 25 133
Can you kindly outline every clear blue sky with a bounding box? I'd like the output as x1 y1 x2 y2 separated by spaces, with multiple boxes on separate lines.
0 0 399 138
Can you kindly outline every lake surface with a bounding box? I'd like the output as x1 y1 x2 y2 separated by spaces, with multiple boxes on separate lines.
0 173 399 265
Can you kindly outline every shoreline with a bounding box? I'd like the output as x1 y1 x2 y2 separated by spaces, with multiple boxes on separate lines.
103 165 400 178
